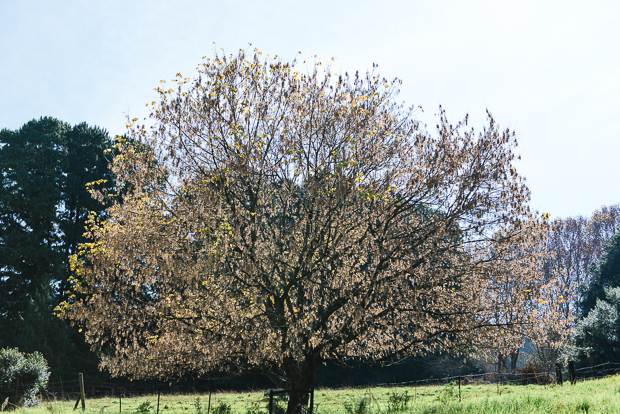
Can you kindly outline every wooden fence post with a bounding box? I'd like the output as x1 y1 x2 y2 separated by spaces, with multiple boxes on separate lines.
118 387 123 414
268 390 274 414
568 360 576 385
60 376 65 401
79 373 85 411
73 374 85 411
555 363 563 385
156 385 163 414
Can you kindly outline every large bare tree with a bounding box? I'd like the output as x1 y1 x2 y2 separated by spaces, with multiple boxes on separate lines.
61 50 566 413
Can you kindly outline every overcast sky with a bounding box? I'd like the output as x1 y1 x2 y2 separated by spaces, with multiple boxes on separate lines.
1 0 618 218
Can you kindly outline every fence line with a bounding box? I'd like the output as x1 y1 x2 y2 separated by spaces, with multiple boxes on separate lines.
42 362 620 401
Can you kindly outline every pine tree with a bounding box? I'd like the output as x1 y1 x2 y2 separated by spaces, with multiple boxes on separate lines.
0 117 114 381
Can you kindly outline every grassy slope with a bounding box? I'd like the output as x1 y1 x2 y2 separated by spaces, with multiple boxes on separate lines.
18 374 620 414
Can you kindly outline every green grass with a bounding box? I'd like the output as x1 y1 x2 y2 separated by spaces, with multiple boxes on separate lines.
15 374 620 414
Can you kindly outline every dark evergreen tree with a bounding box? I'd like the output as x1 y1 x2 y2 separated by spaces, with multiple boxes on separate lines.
574 286 620 364
580 232 620 317
570 231 620 364
0 117 115 381
0 118 67 319
59 123 115 303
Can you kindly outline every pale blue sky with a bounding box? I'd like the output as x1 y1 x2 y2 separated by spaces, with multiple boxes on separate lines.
1 0 618 218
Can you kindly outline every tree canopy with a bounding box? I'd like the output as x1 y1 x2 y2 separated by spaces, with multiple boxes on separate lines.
63 50 567 413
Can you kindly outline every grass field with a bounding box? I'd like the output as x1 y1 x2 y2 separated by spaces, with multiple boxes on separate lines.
14 374 620 414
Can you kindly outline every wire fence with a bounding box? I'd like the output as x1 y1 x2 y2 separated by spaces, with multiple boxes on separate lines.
364 361 620 390
42 361 620 402
43 381 210 400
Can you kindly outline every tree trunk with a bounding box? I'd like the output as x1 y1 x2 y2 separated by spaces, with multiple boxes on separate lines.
497 353 505 372
510 349 519 371
286 389 308 414
283 355 319 414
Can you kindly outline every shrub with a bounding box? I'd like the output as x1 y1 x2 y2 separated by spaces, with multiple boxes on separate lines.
435 382 458 404
516 362 553 385
343 396 370 414
574 287 620 363
194 397 203 414
387 391 410 413
0 348 50 408
136 401 153 413
212 402 232 414
245 401 266 414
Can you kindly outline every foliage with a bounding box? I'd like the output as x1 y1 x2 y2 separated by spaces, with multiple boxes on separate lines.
0 117 116 381
135 401 153 414
535 206 620 372
544 205 620 319
211 402 232 414
245 401 265 414
572 286 620 363
435 382 458 404
0 118 115 314
386 390 410 412
194 397 202 414
64 49 567 414
574 399 591 413
0 118 67 318
515 362 545 385
580 231 620 317
0 348 50 408
343 396 370 414
564 231 620 365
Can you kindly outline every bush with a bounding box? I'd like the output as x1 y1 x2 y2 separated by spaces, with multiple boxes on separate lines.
0 348 50 408
435 382 457 404
516 362 547 385
387 391 410 413
343 396 370 414
574 287 620 363
136 401 153 414
212 402 232 414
